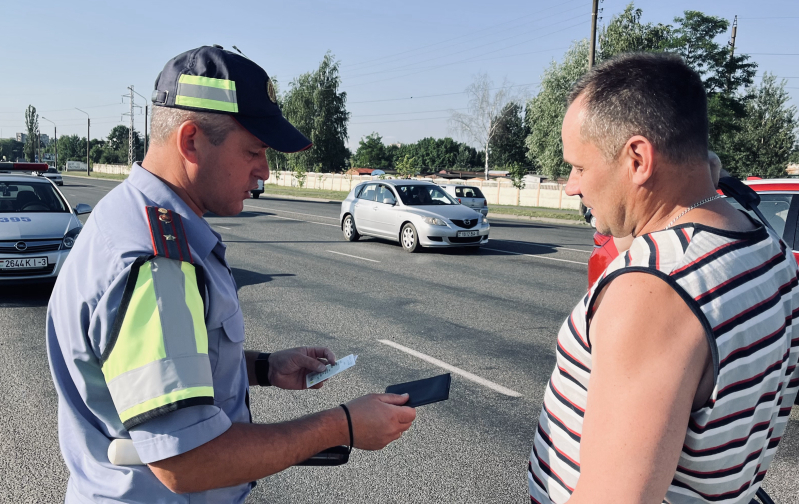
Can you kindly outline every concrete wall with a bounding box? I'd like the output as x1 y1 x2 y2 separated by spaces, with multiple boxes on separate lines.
93 164 131 175
266 172 581 210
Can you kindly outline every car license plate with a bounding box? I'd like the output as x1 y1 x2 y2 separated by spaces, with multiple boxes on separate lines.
456 231 479 237
1 257 48 269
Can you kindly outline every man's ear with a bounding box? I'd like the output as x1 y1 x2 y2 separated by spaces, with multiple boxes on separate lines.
175 121 201 165
622 135 655 187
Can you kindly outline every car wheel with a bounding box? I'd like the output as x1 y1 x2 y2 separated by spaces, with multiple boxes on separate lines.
401 223 419 253
342 214 360 241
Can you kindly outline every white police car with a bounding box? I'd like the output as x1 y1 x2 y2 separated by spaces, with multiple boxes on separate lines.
0 163 91 282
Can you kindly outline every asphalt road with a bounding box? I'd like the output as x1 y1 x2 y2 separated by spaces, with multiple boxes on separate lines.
0 175 796 504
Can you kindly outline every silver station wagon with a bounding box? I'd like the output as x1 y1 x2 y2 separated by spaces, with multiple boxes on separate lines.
340 179 489 252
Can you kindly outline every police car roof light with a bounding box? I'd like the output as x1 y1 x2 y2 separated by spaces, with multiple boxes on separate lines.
0 162 50 171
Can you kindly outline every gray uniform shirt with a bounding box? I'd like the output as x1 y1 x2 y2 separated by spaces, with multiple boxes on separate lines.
47 164 252 503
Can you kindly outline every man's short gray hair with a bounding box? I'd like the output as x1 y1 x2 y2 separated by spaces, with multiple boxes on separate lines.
150 106 237 146
568 52 708 165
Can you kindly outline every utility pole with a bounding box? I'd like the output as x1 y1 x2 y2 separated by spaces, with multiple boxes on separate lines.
123 86 142 166
588 0 600 70
726 15 738 93
42 117 57 170
76 108 90 176
131 88 150 158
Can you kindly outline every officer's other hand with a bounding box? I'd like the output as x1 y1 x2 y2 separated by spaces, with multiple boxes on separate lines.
344 393 416 451
268 347 336 390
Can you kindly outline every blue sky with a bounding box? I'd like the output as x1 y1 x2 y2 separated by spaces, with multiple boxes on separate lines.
1 0 797 150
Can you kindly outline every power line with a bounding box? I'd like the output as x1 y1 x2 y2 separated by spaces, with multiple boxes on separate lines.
351 116 451 125
343 0 584 70
352 108 467 118
748 53 799 56
349 81 539 104
0 103 122 116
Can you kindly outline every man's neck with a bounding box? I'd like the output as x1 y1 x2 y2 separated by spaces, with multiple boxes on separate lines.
140 150 205 217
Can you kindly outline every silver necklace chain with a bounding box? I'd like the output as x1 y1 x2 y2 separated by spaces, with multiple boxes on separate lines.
664 194 723 230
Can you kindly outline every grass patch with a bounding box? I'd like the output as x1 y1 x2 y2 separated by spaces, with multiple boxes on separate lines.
488 205 584 222
264 185 349 201
62 172 129 181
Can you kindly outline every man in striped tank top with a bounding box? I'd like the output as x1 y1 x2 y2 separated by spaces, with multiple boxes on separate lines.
529 52 799 504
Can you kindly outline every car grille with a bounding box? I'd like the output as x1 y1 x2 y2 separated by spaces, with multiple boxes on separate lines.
0 240 62 254
450 219 479 229
0 263 55 277
449 236 482 244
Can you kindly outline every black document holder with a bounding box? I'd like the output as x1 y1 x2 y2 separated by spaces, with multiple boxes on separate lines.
385 373 451 407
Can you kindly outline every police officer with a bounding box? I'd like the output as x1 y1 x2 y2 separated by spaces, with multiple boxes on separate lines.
47 46 416 503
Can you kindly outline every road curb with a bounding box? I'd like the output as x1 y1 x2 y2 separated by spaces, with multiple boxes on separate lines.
486 212 589 227
260 193 338 204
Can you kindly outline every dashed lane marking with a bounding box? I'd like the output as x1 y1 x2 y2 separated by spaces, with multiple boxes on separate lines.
378 340 522 398
482 247 588 265
327 250 380 263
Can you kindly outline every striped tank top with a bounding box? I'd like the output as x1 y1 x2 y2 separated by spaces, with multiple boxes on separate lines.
529 222 799 504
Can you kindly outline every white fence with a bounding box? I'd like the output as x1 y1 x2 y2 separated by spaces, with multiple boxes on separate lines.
266 171 581 210
93 164 131 175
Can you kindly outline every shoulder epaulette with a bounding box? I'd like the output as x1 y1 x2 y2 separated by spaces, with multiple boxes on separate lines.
145 206 194 263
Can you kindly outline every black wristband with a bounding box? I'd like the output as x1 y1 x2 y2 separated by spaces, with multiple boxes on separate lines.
340 404 353 453
254 353 272 387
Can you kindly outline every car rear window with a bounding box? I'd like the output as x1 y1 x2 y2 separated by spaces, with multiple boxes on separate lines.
455 186 484 199
0 181 69 213
725 193 793 238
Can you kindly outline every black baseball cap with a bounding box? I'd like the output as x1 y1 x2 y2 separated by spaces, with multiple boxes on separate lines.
152 45 312 153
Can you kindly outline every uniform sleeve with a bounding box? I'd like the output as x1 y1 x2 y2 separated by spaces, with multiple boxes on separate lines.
100 255 229 463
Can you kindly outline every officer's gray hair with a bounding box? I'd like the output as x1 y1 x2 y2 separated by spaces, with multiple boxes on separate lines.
150 106 237 146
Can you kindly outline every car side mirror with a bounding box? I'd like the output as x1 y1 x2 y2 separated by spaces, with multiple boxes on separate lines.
382 196 396 206
74 203 92 215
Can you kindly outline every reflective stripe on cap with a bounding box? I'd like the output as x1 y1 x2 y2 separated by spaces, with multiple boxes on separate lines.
175 74 238 113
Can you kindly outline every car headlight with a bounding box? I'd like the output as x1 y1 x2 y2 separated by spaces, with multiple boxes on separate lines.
422 216 448 226
482 215 489 224
61 227 81 249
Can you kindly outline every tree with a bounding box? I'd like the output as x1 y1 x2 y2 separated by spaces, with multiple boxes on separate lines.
597 3 672 61
525 41 589 179
395 155 419 179
352 132 390 168
24 105 39 162
0 139 24 162
282 52 350 172
450 74 523 179
718 75 797 178
489 102 528 168
505 161 529 189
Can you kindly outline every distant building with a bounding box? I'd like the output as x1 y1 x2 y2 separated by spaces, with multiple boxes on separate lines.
16 133 27 143
787 163 799 176
39 133 49 146
346 168 376 175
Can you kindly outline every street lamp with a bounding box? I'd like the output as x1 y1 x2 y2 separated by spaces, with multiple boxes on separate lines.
75 108 90 176
131 88 149 158
41 116 57 170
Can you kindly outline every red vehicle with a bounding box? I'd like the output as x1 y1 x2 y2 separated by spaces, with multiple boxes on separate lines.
587 178 799 289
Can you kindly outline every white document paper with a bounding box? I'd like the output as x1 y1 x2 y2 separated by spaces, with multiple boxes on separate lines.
306 354 357 388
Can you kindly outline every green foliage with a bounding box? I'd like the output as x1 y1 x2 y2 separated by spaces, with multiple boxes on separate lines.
597 3 672 60
525 40 589 179
352 132 390 168
0 139 24 162
293 165 308 188
282 52 350 173
395 155 419 179
489 102 528 168
716 75 798 178
505 161 529 189
24 105 38 162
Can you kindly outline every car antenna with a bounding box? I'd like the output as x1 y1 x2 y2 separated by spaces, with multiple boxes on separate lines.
232 46 250 60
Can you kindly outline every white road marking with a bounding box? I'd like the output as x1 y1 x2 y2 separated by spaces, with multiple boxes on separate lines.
482 247 588 265
493 239 592 254
311 221 340 227
272 215 302 222
378 340 522 398
217 226 231 230
327 250 380 263
243 203 338 220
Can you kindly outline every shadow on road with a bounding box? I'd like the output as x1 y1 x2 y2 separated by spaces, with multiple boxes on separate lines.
0 281 55 308
231 268 295 290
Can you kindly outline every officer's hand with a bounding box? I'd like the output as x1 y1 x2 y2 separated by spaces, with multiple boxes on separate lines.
344 393 416 451
268 347 336 390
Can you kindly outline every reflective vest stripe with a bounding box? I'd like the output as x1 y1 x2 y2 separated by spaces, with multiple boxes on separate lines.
107 354 213 414
102 256 213 430
175 74 238 113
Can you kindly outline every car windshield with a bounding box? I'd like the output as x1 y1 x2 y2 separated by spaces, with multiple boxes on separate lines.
0 180 69 213
395 184 457 206
46 168 58 173
455 186 485 198
725 193 793 237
